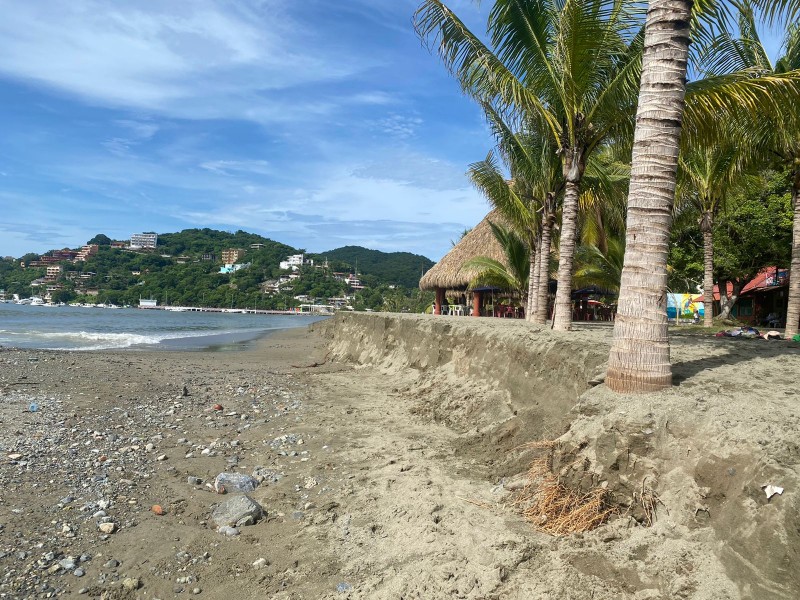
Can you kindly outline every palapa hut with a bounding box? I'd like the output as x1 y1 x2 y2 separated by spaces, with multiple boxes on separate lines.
419 209 513 316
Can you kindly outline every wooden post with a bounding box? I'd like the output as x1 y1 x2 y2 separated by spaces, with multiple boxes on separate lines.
472 291 481 317
434 288 444 315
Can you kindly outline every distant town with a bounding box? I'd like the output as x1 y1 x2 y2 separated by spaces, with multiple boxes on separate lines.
0 229 434 314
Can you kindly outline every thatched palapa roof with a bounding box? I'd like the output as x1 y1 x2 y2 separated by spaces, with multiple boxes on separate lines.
419 209 512 291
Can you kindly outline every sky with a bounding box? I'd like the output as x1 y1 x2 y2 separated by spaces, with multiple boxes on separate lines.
0 1 787 262
0 0 494 261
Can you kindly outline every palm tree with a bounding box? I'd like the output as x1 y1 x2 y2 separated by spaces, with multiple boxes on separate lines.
675 138 752 326
462 221 530 303
607 1 800 392
467 107 563 324
415 0 644 331
707 8 800 336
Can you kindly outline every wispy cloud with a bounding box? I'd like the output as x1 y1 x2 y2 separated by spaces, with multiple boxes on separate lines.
199 160 272 176
0 1 372 123
0 0 495 259
374 113 424 139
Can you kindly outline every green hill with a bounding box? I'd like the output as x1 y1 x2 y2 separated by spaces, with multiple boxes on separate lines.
312 246 434 288
0 230 435 311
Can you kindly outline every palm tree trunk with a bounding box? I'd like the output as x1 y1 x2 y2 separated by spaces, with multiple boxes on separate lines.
527 241 540 322
552 151 584 331
536 213 554 324
785 173 800 338
702 226 714 327
606 0 692 393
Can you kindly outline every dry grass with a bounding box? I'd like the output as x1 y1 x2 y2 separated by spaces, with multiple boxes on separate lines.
511 457 616 536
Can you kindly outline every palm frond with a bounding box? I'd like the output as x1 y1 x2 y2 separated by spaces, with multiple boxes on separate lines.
414 0 562 140
574 236 625 293
684 69 800 144
467 153 537 237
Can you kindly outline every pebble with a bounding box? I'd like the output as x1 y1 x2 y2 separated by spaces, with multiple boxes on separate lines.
252 558 267 569
217 526 239 536
0 350 309 598
122 577 141 591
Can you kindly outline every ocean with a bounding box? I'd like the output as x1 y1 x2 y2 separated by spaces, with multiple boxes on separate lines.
0 303 329 351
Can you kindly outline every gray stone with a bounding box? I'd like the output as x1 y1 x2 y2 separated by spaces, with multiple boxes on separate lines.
211 494 263 528
214 472 259 493
217 526 239 536
74 568 85 577
59 558 76 570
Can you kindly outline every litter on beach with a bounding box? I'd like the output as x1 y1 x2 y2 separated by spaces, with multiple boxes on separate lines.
762 484 784 499
715 327 784 340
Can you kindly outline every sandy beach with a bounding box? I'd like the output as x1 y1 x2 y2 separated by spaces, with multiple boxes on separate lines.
1 313 799 599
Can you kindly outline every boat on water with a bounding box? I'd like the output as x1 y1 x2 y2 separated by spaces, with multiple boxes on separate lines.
13 295 46 306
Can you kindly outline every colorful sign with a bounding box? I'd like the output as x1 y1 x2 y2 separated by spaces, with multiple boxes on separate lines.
667 293 705 320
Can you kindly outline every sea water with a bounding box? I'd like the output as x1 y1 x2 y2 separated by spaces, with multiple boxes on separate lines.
0 303 329 351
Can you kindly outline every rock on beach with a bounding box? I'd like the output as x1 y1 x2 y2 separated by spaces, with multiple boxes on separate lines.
211 495 263 528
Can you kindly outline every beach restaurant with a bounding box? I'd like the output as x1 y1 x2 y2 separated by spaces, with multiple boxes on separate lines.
420 210 527 317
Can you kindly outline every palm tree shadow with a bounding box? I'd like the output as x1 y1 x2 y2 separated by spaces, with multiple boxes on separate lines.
670 333 800 385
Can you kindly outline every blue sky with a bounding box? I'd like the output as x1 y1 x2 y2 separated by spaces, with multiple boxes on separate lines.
0 1 787 262
0 0 494 261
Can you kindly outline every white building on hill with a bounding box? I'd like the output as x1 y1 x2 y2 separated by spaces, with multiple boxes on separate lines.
130 233 158 249
279 254 313 271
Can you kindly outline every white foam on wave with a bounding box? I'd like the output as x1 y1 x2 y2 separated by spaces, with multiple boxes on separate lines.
34 329 228 351
36 331 164 350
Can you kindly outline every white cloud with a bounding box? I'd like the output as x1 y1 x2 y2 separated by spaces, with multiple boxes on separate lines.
374 113 424 139
199 160 272 176
0 0 373 122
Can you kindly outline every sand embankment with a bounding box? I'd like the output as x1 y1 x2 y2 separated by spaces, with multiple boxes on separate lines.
1 314 799 599
314 313 800 599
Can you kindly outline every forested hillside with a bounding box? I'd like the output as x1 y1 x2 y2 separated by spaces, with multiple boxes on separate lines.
312 246 434 288
0 229 434 312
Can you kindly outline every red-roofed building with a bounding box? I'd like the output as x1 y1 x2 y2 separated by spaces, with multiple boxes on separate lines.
696 267 790 326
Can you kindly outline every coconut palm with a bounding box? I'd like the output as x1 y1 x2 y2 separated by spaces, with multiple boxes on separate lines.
467 106 562 324
607 1 800 392
675 138 753 326
462 221 530 302
704 6 800 336
415 0 644 331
